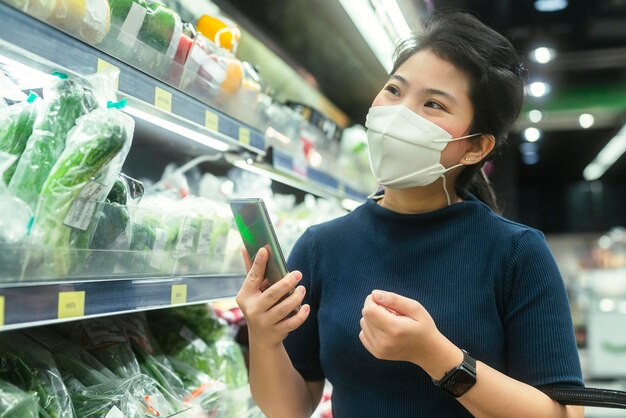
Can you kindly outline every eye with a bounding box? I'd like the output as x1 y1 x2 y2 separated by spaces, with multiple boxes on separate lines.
384 84 400 96
424 100 446 111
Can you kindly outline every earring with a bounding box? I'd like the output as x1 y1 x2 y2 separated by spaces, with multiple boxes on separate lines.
464 157 478 163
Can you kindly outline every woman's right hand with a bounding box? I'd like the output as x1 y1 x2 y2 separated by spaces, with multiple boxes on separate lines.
235 247 311 348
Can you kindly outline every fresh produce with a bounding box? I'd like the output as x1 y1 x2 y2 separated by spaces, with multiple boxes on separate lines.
70 374 177 418
148 308 247 390
116 314 186 398
32 108 133 275
0 99 38 184
24 328 118 388
9 77 100 209
0 380 39 418
0 332 75 418
68 317 141 379
160 304 227 344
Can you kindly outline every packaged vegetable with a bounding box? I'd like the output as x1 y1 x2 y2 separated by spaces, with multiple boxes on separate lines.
23 328 118 388
31 107 133 275
147 309 248 390
68 317 141 379
0 331 75 418
116 313 187 399
0 98 39 185
70 374 178 418
0 380 39 418
9 75 101 209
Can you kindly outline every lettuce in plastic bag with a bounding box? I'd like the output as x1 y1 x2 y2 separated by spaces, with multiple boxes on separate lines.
0 380 39 418
8 76 100 209
0 332 75 418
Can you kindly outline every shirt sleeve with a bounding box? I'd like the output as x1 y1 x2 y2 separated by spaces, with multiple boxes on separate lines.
503 229 584 388
283 228 325 381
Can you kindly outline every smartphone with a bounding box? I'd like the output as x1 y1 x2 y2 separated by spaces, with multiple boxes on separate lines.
229 198 289 285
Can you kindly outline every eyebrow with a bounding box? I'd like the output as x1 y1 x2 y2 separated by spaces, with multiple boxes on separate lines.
388 75 458 105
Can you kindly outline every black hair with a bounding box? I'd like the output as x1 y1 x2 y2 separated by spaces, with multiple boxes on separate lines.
392 10 525 213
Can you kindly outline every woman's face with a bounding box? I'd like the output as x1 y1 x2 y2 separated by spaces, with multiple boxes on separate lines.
371 49 475 167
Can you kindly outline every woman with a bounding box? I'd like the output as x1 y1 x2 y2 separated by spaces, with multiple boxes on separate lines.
236 11 584 418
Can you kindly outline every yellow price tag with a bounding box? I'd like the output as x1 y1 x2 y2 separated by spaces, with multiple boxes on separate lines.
205 110 219 132
0 296 4 327
154 87 172 112
239 127 251 146
97 59 119 89
58 291 85 319
171 284 188 305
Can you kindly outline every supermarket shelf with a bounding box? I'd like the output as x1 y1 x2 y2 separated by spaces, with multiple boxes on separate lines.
0 2 266 155
0 3 370 203
0 274 245 332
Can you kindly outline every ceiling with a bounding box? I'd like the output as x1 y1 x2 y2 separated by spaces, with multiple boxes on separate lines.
216 0 626 231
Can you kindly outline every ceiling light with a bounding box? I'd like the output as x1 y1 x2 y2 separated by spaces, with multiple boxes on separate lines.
599 298 616 313
528 109 543 123
534 0 568 12
519 142 538 155
378 0 412 39
522 153 540 165
579 113 595 129
531 47 556 64
583 123 626 180
524 127 541 142
338 0 395 72
528 82 550 97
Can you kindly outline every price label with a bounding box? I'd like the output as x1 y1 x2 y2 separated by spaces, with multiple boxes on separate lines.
97 59 119 89
0 296 4 327
105 406 124 418
239 127 251 146
171 284 187 305
205 110 219 132
58 291 85 319
154 87 172 112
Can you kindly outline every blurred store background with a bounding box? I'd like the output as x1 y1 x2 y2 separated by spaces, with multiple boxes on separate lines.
1 0 625 416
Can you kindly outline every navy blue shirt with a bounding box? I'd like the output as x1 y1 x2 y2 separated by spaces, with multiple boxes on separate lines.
284 193 583 418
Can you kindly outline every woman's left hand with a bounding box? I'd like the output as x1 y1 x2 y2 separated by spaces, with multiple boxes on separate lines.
359 290 462 378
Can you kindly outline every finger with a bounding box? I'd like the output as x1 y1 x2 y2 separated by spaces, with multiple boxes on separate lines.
362 295 398 330
239 247 269 296
371 290 421 321
359 317 379 346
359 330 377 357
241 246 252 273
268 285 306 324
277 304 311 334
260 278 271 292
258 270 302 312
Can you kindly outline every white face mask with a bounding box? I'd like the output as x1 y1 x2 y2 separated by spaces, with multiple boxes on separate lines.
365 104 481 202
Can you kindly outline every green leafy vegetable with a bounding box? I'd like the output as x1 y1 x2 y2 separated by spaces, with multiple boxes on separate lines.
0 101 38 184
0 332 74 418
0 380 39 418
9 78 99 208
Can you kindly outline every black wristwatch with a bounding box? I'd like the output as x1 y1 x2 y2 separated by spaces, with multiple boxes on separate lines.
432 349 477 397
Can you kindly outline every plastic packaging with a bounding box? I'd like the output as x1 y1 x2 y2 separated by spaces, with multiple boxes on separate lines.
0 380 39 418
46 0 112 44
0 96 39 185
0 152 32 246
8 72 110 209
30 106 134 275
70 374 178 418
24 327 119 388
116 313 187 399
0 331 75 418
68 317 142 379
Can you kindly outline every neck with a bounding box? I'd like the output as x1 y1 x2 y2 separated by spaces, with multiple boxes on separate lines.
379 178 460 214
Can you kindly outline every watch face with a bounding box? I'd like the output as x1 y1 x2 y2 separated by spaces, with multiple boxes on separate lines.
443 369 477 397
